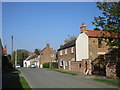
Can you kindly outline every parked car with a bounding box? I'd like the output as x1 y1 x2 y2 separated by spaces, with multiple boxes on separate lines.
16 64 21 68
30 64 35 68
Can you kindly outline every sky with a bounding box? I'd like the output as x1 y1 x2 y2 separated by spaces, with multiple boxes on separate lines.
2 2 102 54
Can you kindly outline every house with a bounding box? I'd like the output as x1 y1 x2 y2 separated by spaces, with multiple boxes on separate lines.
58 23 118 77
23 53 40 68
39 43 56 68
57 39 76 71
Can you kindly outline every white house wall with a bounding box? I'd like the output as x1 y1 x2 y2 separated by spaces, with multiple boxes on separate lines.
76 33 89 61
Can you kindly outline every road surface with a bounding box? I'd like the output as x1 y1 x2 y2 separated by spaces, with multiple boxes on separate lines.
20 68 117 88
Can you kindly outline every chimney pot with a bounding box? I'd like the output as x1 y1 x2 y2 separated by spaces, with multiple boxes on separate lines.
80 23 86 33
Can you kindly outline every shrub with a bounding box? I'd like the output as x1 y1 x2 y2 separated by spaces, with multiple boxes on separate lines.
43 63 50 68
51 62 58 69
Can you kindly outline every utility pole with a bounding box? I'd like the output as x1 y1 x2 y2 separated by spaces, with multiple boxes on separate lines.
15 50 17 67
11 36 14 67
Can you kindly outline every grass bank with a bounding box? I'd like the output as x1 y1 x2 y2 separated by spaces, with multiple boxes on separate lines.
93 78 120 87
48 69 78 76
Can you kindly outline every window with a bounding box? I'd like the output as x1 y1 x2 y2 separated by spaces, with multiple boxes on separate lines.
65 61 68 66
60 50 63 56
98 38 102 48
60 60 63 66
71 47 74 53
51 54 54 57
71 58 75 61
65 49 68 55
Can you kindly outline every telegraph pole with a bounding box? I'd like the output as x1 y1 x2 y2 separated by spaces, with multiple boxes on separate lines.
11 36 14 67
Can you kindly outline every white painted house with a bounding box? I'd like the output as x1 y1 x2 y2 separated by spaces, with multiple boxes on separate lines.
23 54 40 68
76 32 89 61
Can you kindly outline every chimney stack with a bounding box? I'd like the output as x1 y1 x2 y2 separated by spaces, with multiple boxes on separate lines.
64 39 68 44
80 23 86 33
46 43 50 48
60 45 63 48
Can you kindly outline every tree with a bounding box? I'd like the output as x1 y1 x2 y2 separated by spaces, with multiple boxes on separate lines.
92 2 120 46
92 2 120 78
68 36 77 42
34 49 40 55
11 49 29 67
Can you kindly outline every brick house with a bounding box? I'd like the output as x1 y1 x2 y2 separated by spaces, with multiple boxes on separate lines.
39 43 56 68
57 39 76 71
58 23 118 77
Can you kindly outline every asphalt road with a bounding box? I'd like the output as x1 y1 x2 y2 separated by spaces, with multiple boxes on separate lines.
20 68 117 88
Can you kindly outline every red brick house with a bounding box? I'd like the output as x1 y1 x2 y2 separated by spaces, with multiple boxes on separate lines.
57 24 119 77
39 43 56 68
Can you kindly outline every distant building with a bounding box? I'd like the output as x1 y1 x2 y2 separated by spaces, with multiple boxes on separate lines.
23 53 40 68
39 43 56 68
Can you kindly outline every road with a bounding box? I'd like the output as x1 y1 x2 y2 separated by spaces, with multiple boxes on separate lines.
20 68 117 88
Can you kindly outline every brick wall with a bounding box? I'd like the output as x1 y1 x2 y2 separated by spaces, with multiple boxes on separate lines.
88 38 109 60
70 59 92 75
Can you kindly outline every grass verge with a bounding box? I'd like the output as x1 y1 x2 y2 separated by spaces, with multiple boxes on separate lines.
51 69 78 76
19 76 31 89
93 78 120 87
12 70 21 74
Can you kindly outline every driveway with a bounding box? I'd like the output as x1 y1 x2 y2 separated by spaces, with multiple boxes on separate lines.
20 68 117 88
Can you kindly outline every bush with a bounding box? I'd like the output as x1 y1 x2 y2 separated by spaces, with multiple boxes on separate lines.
51 62 58 69
43 63 50 68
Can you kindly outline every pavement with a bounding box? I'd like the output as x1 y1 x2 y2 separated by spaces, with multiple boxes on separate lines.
20 68 118 88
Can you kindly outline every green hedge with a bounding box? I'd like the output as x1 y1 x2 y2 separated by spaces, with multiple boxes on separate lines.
51 62 58 69
43 63 50 68
43 62 58 69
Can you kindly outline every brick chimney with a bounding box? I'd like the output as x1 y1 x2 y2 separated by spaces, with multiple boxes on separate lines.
64 39 68 44
60 45 63 48
46 43 50 48
80 23 86 33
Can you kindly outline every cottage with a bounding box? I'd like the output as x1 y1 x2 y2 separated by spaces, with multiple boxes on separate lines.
39 43 56 68
23 53 40 68
58 23 118 77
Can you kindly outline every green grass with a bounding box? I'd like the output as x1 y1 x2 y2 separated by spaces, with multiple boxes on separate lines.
53 69 78 76
93 78 120 87
12 70 21 74
19 76 31 89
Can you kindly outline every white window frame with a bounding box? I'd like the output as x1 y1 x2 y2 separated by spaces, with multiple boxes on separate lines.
65 49 68 55
60 50 63 56
60 60 63 66
65 61 68 66
71 47 74 53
